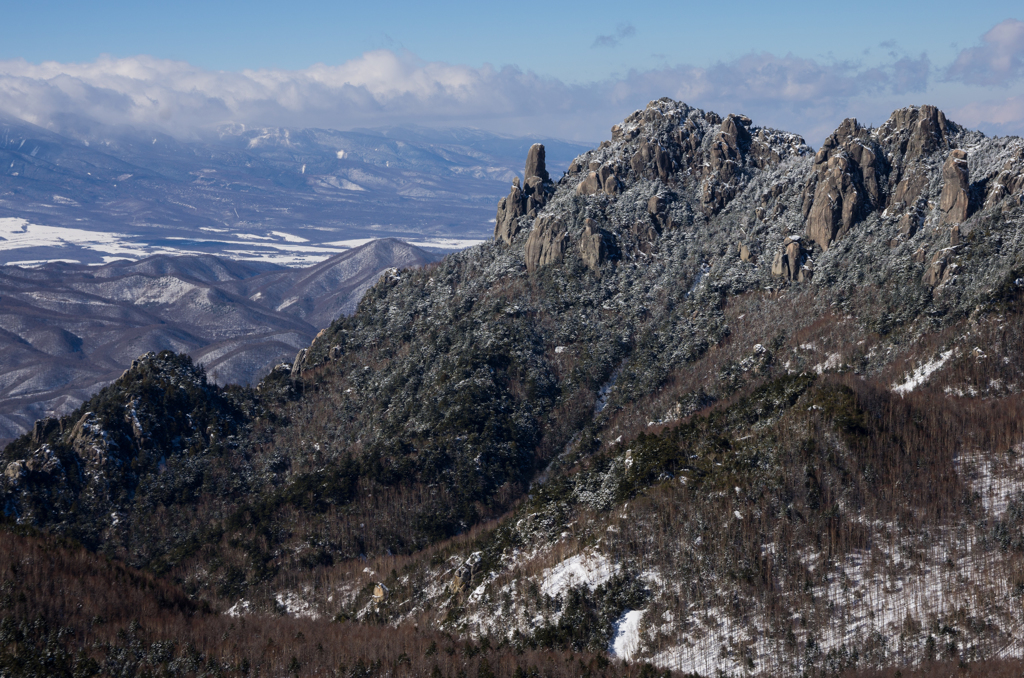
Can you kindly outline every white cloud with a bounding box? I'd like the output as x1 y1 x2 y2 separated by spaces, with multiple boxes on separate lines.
947 18 1024 86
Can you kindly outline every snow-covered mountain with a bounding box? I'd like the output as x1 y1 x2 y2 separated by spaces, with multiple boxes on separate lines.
3 99 1024 677
0 238 439 443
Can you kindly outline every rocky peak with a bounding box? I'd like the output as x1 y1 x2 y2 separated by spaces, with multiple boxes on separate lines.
876 105 960 162
801 118 884 251
492 98 1024 290
495 144 555 245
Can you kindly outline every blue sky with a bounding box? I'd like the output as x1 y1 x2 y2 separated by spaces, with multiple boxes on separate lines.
2 1 1023 144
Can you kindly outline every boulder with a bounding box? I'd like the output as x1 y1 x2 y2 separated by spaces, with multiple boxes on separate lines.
631 140 654 175
654 144 672 181
525 144 549 182
524 215 568 273
575 171 603 196
599 165 620 195
939 149 970 224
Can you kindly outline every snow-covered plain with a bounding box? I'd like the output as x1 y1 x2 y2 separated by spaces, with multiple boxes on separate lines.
0 217 485 268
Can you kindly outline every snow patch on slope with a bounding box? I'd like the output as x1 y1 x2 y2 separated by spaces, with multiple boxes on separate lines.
610 609 645 660
892 349 954 394
540 552 617 598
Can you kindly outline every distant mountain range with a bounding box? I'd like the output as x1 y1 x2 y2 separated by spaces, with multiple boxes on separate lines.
0 113 591 265
0 238 439 443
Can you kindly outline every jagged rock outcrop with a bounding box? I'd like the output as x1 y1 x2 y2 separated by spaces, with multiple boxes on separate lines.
801 119 884 251
523 145 554 217
574 163 621 197
879 105 962 217
631 139 672 183
494 178 528 245
899 207 924 237
923 251 949 286
495 146 561 246
493 100 1020 300
524 215 567 273
701 114 753 214
771 236 812 282
940 149 970 224
291 348 307 377
9 98 1024 677
495 145 556 244
877 105 958 163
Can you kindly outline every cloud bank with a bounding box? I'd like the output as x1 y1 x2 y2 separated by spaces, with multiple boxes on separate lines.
947 19 1024 86
1 20 1022 145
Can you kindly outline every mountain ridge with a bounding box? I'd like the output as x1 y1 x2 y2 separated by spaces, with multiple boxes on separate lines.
0 238 440 444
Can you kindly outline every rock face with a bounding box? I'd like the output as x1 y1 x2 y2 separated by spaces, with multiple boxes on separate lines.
802 119 883 251
878 105 961 221
701 114 753 214
923 251 948 286
984 146 1024 208
876 105 956 163
524 215 567 273
797 106 976 252
940 149 970 224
